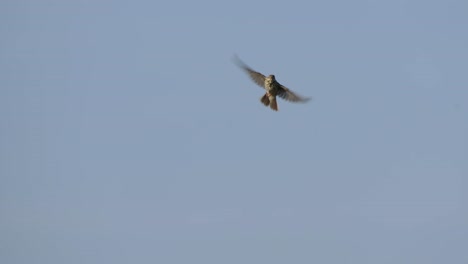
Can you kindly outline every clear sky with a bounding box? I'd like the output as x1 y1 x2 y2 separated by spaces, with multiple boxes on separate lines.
1 0 467 263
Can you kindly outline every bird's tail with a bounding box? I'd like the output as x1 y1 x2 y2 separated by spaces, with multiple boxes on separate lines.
260 94 270 106
269 96 278 111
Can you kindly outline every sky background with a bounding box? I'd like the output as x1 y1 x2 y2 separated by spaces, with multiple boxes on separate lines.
1 0 468 263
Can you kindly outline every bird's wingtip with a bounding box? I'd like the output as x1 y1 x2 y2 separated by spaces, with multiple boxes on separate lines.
231 54 243 66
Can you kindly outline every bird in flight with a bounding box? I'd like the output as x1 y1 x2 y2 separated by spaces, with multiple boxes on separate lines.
233 55 311 111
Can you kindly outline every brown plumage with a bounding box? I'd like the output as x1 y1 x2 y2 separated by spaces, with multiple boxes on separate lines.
233 56 311 111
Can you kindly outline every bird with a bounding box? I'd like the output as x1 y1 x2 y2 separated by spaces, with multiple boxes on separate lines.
233 55 311 111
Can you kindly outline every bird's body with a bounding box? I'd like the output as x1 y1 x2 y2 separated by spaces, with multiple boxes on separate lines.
261 75 280 110
233 56 310 111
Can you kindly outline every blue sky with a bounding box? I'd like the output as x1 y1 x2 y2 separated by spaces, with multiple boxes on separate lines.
1 0 467 263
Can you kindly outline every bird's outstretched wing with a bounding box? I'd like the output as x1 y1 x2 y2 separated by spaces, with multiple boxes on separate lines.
233 55 266 88
278 85 311 103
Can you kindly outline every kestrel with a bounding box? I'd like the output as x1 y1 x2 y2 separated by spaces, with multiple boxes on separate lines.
233 56 311 111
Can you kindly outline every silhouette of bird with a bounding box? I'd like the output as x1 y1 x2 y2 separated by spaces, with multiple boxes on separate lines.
233 56 311 111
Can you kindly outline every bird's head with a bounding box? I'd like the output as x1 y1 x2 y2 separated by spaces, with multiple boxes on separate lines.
267 74 276 80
